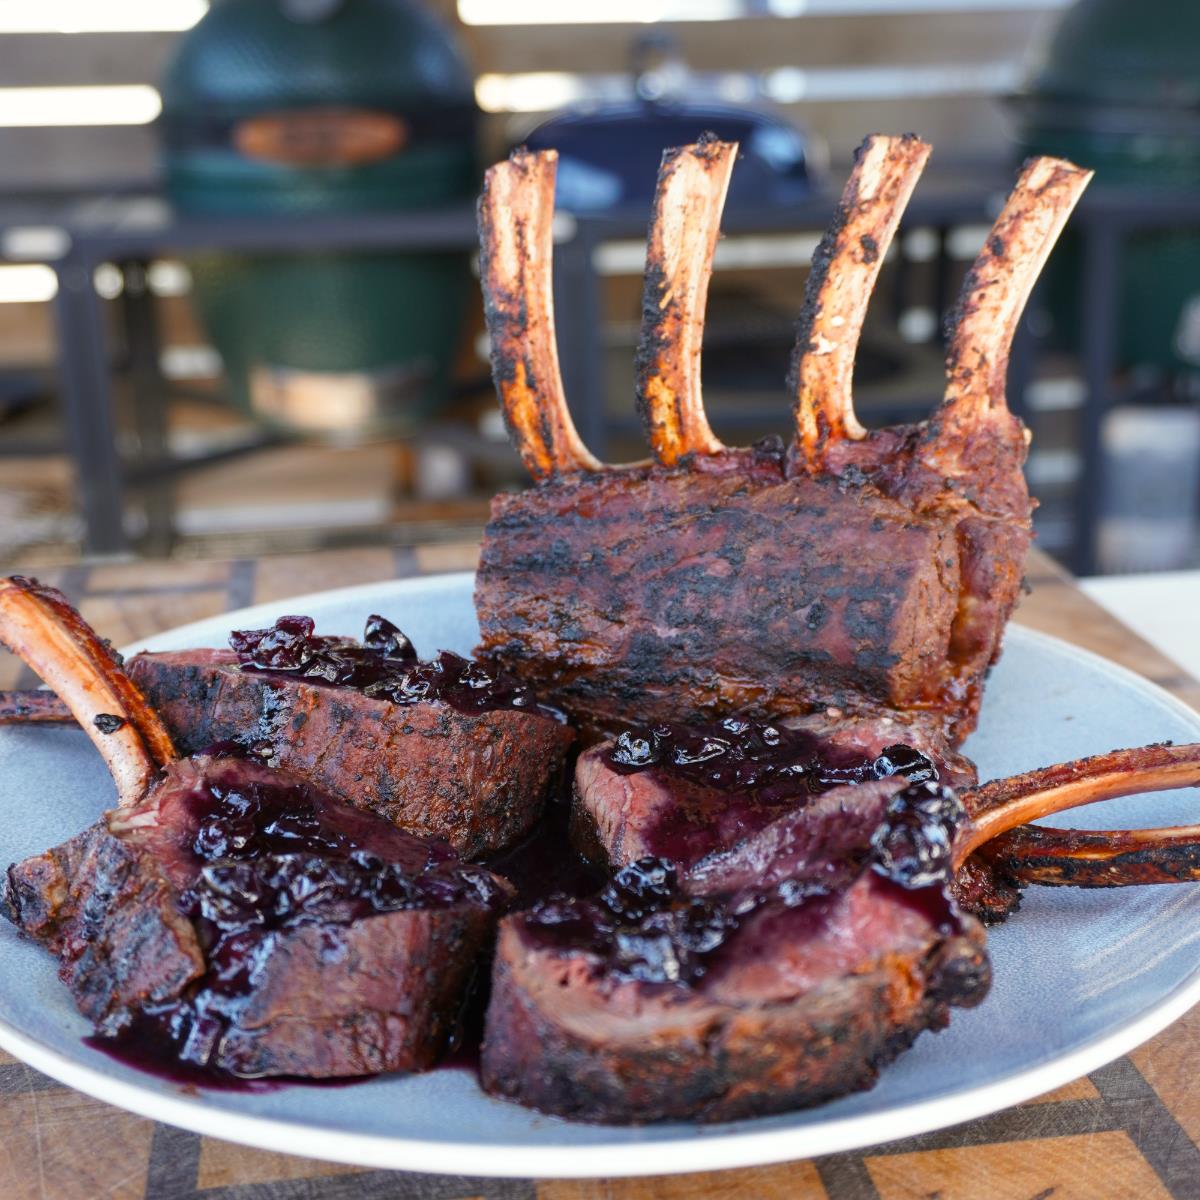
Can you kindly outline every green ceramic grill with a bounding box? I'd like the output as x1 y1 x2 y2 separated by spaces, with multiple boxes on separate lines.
1018 0 1200 371
160 0 479 432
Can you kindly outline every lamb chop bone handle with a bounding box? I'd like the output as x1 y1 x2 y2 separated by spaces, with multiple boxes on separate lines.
0 689 72 724
790 133 931 472
954 742 1200 869
0 576 175 806
987 821 1200 888
635 136 736 466
478 148 601 482
925 156 1092 469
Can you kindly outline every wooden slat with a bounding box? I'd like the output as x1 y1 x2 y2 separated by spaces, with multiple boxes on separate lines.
0 126 156 190
463 10 1057 75
251 546 398 606
0 1088 155 1200
196 1141 363 1189
537 1161 828 1199
0 32 178 88
867 1131 1172 1200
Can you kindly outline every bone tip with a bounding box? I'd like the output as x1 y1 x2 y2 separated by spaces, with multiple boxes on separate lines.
855 131 930 159
662 135 738 172
692 132 737 158
1019 154 1094 194
509 144 556 166
487 145 557 189
859 131 933 168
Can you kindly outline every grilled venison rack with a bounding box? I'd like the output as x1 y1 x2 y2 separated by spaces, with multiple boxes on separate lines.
3 593 1200 1109
474 135 1089 745
5 134 1200 1121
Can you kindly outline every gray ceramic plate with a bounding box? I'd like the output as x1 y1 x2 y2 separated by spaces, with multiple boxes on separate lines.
2 572 1200 1178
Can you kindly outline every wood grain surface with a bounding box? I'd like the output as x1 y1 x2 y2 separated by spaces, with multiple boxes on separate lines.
1 544 1199 1200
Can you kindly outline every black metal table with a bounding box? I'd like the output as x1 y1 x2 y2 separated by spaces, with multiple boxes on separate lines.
11 180 1200 569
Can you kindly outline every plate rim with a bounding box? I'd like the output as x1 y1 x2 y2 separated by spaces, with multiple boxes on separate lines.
2 573 1199 1178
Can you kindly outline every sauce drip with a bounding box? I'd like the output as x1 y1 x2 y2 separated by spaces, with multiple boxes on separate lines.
231 614 562 719
607 717 934 802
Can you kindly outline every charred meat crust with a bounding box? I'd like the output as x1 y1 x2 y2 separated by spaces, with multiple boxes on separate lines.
3 821 205 1035
481 898 989 1124
950 854 1023 925
129 650 574 860
477 466 986 739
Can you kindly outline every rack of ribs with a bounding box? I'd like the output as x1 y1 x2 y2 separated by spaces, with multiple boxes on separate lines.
474 134 1092 745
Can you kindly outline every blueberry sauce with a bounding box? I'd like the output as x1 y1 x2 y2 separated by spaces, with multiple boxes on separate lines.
607 717 935 803
603 718 939 869
871 779 966 891
99 760 507 1079
83 1030 373 1093
523 777 968 986
523 858 746 986
230 614 561 719
486 792 603 910
88 723 961 1087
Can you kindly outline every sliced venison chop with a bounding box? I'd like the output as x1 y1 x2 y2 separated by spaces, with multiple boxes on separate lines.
0 578 511 1079
483 783 990 1123
485 741 1200 1122
474 136 1092 743
572 711 975 875
4 617 574 860
122 613 571 860
575 714 1200 923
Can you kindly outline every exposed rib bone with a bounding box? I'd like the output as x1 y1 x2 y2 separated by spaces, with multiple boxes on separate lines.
925 156 1091 470
954 742 1200 868
985 821 1200 888
790 134 931 471
0 576 175 805
479 148 601 481
0 689 71 724
635 138 736 466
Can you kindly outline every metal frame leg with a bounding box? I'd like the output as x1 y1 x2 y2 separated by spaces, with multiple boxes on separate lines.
51 254 129 556
1073 217 1121 577
120 259 175 554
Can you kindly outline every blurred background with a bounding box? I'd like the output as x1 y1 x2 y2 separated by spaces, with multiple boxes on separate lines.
0 0 1196 578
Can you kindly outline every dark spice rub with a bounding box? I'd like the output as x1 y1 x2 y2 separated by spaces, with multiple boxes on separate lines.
128 614 574 859
476 456 993 743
